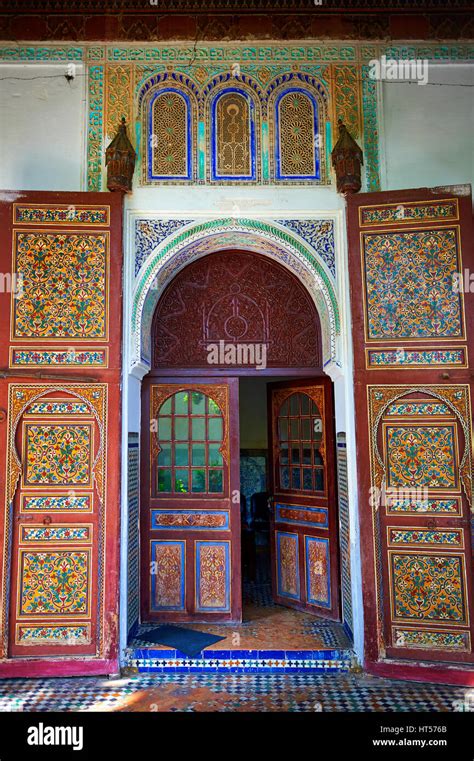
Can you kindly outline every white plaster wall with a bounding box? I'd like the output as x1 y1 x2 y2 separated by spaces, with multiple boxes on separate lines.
0 64 86 191
381 63 474 191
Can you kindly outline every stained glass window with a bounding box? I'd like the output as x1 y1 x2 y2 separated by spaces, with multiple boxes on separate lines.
275 88 320 181
211 89 256 181
148 88 192 181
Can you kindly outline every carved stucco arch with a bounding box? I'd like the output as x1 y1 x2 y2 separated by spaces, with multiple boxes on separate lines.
131 218 340 374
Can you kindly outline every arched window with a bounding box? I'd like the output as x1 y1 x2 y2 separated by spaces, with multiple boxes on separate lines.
153 390 225 495
276 391 324 493
275 88 321 181
148 88 192 181
211 89 256 181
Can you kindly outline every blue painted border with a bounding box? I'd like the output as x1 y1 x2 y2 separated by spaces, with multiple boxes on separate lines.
305 536 331 608
147 88 192 181
195 541 230 612
275 503 328 529
210 87 256 181
151 509 229 531
150 540 185 612
276 531 300 601
275 87 320 181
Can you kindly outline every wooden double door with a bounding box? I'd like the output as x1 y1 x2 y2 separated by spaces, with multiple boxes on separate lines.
140 376 339 623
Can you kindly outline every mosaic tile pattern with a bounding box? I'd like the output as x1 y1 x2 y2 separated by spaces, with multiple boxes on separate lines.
0 673 468 713
127 580 353 672
337 436 352 634
275 219 335 277
127 434 139 636
135 219 193 274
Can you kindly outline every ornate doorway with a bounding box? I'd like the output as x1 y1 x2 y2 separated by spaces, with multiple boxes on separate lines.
140 249 340 625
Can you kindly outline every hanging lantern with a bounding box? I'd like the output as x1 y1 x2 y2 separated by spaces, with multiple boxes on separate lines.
331 119 364 195
105 117 136 193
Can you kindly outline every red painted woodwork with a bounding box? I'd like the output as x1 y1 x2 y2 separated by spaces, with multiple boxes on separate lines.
347 185 474 684
0 190 123 678
268 378 340 620
152 250 322 371
0 2 470 42
141 378 241 623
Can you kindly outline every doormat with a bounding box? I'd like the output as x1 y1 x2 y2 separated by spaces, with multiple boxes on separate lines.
138 625 226 658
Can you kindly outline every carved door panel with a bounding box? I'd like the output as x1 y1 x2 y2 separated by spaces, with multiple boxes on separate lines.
347 186 474 673
268 379 340 619
373 389 474 664
141 378 241 623
0 191 123 676
8 388 105 658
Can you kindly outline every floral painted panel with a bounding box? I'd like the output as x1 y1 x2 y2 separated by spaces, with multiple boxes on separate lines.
276 531 300 601
196 541 230 612
363 228 463 340
19 550 90 616
390 553 467 624
16 624 91 646
392 628 469 652
24 424 92 486
385 425 457 490
13 231 108 339
150 541 185 612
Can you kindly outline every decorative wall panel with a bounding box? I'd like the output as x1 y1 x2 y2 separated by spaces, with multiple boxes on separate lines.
390 552 467 625
212 90 255 181
13 231 108 341
19 550 91 617
362 228 463 342
10 348 109 368
348 185 474 675
23 424 93 487
150 89 191 180
384 425 457 490
152 250 322 369
276 89 318 180
0 190 123 677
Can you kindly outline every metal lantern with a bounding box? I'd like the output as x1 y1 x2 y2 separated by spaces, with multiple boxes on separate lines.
105 117 136 193
331 119 364 195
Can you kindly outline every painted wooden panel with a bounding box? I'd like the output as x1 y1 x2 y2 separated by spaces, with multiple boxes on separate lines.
305 536 330 608
195 541 230 612
276 531 300 601
347 185 474 679
150 541 186 612
141 379 241 623
0 191 123 678
269 379 340 619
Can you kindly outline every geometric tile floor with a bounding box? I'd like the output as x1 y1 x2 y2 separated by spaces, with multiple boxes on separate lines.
126 582 355 673
0 672 469 712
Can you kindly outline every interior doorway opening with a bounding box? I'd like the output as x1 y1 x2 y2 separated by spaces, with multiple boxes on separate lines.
132 248 353 657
